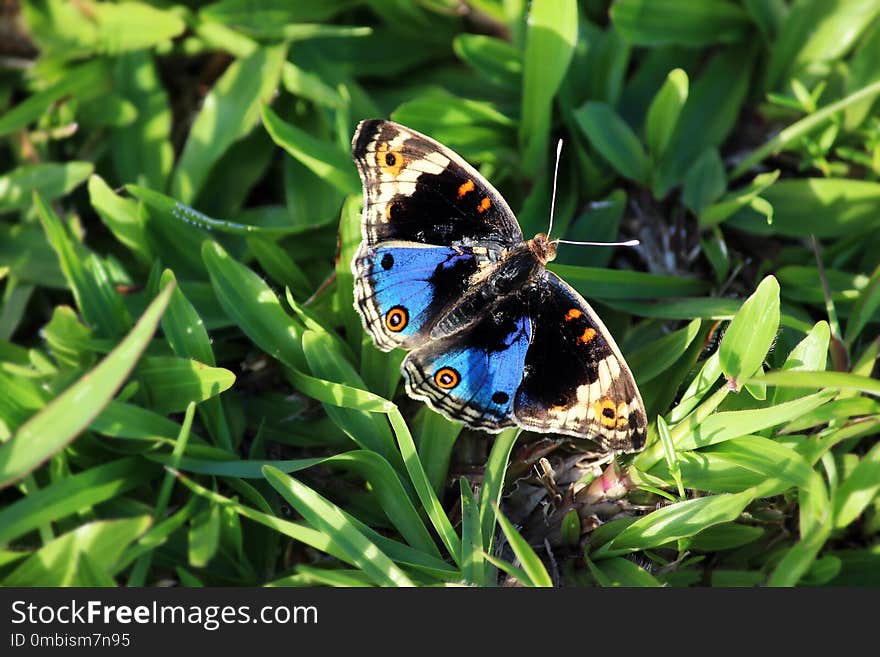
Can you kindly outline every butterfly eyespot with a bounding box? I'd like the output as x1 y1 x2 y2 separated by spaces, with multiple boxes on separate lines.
377 143 405 176
491 391 509 405
434 367 460 390
477 197 491 213
385 306 408 332
381 253 394 270
594 399 618 429
457 180 475 198
564 308 582 321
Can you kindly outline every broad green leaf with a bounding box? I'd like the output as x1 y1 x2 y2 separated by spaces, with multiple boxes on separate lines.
36 192 132 338
135 356 235 414
587 556 662 587
649 435 816 494
781 397 880 434
667 390 834 453
611 0 751 47
201 242 391 412
112 50 174 189
416 408 463 495
699 170 779 228
766 0 880 91
159 269 232 449
128 184 304 237
4 516 151 586
729 82 880 180
261 104 359 196
845 264 880 345
833 440 880 529
173 44 287 202
42 305 94 369
459 479 485 585
574 102 650 184
645 68 689 160
628 318 701 384
520 0 577 175
201 0 357 33
653 45 755 196
454 34 522 90
606 490 753 552
88 175 151 266
845 18 880 128
682 149 726 216
248 238 312 301
772 321 830 405
685 523 765 551
0 284 174 488
0 458 157 546
0 162 93 213
302 329 398 465
494 504 553 587
388 409 461 565
201 240 305 368
768 512 831 587
262 466 414 587
90 400 209 446
282 61 345 108
479 428 520 555
549 265 709 299
188 503 221 568
0 59 109 136
753 371 880 397
91 2 185 54
719 275 780 384
556 190 626 268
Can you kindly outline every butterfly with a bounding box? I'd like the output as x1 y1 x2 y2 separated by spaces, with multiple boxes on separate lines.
350 120 647 452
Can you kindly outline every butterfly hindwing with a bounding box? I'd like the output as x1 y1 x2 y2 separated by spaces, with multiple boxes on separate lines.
352 119 522 247
402 295 531 431
514 271 647 452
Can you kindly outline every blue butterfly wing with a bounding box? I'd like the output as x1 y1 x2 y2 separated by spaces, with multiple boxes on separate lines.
353 241 489 351
402 297 531 430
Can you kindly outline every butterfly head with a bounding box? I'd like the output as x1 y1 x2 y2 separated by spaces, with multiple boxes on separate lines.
528 233 557 265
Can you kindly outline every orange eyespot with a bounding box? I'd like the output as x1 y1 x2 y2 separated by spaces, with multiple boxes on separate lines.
434 367 460 390
593 398 618 429
579 327 597 344
564 308 583 321
385 306 408 332
477 197 491 213
376 142 405 176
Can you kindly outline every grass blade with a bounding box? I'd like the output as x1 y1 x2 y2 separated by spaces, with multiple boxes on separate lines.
0 283 174 488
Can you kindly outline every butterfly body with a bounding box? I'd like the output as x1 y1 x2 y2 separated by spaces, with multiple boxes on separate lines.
351 120 647 452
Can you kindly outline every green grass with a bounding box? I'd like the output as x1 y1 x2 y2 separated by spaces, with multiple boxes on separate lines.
1 0 879 587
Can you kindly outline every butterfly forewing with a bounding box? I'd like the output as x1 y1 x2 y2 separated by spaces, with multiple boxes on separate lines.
352 119 522 247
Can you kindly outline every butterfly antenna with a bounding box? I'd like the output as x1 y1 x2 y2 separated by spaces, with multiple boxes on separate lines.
555 238 641 247
546 138 641 249
547 138 563 239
